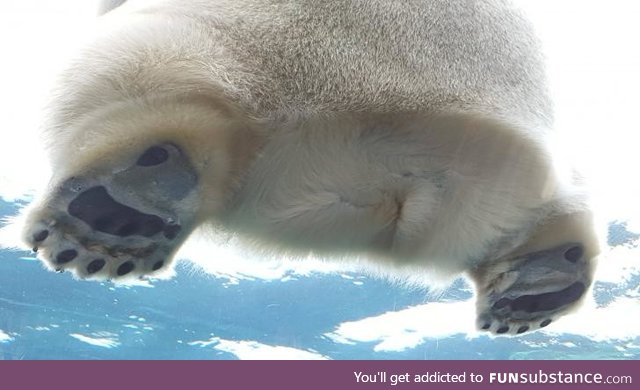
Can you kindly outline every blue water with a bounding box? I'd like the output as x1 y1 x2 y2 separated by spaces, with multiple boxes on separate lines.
1 198 638 360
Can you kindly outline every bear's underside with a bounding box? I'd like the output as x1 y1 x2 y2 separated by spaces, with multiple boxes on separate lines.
20 0 599 336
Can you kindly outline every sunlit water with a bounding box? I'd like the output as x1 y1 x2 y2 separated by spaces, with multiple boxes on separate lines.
1 198 639 359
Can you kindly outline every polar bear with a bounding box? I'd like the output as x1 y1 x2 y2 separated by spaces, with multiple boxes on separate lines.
21 0 599 335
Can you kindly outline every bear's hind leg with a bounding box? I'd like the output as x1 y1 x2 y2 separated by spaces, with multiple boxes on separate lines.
23 142 200 280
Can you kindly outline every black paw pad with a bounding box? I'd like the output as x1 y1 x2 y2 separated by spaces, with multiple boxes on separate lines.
68 186 164 238
540 319 552 328
163 224 181 240
152 260 164 271
34 230 49 242
509 282 585 313
56 249 78 264
137 146 169 167
117 261 135 276
517 325 529 334
496 325 509 334
493 298 512 309
87 259 106 274
564 245 583 263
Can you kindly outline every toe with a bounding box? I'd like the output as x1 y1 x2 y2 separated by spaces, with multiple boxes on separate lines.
116 261 135 276
33 229 50 243
151 260 165 271
55 249 78 264
496 325 510 334
86 258 106 275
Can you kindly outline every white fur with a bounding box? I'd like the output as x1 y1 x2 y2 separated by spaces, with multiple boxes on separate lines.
20 0 599 332
45 0 588 270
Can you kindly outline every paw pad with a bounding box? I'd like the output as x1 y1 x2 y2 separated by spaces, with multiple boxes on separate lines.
476 242 591 335
56 249 78 264
563 245 583 263
68 186 165 238
152 260 164 271
23 143 198 280
34 230 49 243
87 259 106 274
117 261 135 276
496 325 509 334
136 146 169 167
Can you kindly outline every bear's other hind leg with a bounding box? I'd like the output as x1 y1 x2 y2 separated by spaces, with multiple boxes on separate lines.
470 212 599 335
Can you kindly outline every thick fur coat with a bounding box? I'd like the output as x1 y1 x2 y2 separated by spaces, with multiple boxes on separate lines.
21 0 599 335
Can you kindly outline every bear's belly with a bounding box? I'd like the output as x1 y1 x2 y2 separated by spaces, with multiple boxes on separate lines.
220 115 551 267
221 119 453 259
225 168 446 257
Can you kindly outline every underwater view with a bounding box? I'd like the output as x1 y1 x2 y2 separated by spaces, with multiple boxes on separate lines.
1 196 639 359
1 1 639 360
